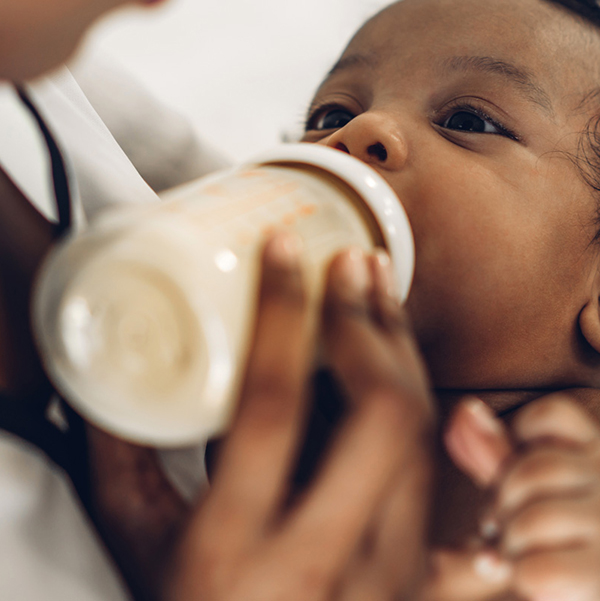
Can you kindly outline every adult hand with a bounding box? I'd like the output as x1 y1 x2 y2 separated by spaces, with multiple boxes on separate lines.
87 236 435 601
1 140 432 599
163 236 434 601
86 426 188 601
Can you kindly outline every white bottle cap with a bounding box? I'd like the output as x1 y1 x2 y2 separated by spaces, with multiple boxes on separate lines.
251 143 415 302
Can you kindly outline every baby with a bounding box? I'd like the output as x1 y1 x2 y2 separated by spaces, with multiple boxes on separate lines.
299 0 600 598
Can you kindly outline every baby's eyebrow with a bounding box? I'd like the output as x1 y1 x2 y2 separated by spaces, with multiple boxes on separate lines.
441 56 554 116
326 53 377 78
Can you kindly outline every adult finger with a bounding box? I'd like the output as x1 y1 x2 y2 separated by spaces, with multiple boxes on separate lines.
419 548 512 601
282 249 432 576
513 394 600 446
87 425 187 599
323 248 430 414
367 250 430 399
284 388 423 580
207 233 313 540
444 398 513 488
369 249 408 335
87 424 186 540
341 443 432 600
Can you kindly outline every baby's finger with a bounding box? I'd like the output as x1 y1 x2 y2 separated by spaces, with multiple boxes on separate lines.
207 233 313 540
514 545 600 601
513 394 600 446
502 496 600 557
494 446 598 520
419 548 512 601
444 398 513 487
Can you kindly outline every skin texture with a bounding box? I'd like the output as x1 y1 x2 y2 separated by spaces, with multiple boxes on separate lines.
0 169 54 392
302 0 600 394
0 0 160 81
430 393 600 601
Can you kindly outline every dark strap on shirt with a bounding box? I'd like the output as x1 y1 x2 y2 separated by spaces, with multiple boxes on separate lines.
0 87 91 510
16 86 72 236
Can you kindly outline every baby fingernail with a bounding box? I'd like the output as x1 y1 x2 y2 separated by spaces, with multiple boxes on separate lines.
373 248 399 298
264 232 303 268
336 247 370 296
465 397 504 436
474 551 512 583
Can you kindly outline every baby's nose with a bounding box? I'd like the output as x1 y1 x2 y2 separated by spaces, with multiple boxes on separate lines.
324 112 407 171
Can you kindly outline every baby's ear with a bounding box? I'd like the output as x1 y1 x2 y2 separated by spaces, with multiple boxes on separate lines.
580 278 600 355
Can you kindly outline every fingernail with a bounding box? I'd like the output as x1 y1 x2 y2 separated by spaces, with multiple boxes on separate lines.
464 398 504 436
373 248 399 299
474 551 512 583
264 232 303 268
336 247 370 296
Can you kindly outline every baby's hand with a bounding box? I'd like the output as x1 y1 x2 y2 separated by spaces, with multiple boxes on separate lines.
444 394 600 601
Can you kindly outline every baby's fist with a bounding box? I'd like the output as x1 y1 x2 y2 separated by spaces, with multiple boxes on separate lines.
447 393 600 601
494 395 600 601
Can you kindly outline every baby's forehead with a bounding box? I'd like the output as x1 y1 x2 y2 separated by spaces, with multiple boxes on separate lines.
343 0 600 113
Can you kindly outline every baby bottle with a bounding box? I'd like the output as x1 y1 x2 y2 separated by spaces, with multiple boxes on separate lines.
33 144 414 446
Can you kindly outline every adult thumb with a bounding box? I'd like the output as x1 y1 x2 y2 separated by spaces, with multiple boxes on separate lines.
444 398 513 487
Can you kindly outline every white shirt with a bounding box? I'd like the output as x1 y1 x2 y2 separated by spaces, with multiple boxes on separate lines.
0 66 216 600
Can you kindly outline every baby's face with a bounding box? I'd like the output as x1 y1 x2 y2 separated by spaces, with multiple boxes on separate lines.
303 0 600 393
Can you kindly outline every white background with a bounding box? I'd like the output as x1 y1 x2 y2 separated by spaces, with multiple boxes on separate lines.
80 0 391 162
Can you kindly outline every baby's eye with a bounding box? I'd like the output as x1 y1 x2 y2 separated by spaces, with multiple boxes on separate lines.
310 108 355 131
442 109 504 135
438 103 520 141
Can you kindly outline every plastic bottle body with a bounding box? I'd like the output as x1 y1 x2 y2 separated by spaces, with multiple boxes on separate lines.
33 145 414 446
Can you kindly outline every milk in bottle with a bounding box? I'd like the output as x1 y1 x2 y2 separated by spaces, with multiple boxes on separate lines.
33 144 414 446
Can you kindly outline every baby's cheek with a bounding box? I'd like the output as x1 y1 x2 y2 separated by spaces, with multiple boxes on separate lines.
406 254 545 388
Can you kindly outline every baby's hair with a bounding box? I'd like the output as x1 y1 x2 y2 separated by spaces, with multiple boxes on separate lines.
546 0 600 240
547 0 600 24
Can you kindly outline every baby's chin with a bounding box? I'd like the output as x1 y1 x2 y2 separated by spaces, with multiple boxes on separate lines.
407 295 600 396
427 341 600 407
435 389 554 418
436 387 600 430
